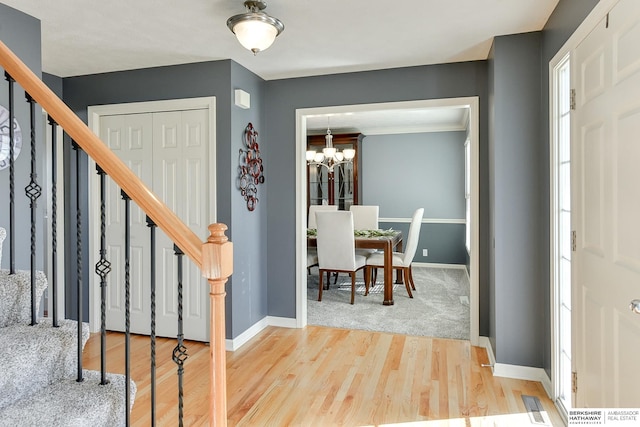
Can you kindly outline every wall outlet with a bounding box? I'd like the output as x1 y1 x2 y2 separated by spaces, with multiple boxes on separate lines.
422 249 428 257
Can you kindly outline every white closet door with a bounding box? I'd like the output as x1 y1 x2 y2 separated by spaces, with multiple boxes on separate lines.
101 113 153 335
100 109 210 341
572 0 640 407
152 109 210 342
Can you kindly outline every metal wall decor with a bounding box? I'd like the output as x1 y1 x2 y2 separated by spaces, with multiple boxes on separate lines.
238 122 264 211
0 104 22 170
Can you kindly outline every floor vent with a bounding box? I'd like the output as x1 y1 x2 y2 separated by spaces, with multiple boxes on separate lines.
522 395 546 424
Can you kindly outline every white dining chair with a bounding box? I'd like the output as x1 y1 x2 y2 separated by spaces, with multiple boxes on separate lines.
349 205 379 230
316 211 371 304
308 204 338 229
365 208 424 298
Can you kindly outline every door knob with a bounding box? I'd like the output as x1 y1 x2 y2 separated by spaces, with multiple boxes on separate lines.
630 299 640 314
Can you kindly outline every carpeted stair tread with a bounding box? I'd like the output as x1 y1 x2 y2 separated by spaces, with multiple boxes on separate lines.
0 269 48 327
0 369 137 427
0 318 90 410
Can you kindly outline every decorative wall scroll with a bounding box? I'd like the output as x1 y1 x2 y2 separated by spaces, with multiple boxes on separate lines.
0 105 22 170
238 122 265 211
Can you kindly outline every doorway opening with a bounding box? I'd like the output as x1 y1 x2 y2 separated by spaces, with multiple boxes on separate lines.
295 97 480 345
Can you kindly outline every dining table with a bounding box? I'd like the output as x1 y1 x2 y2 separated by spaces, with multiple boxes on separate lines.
307 229 403 305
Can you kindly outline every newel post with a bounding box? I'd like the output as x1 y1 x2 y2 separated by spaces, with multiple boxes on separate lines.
201 223 233 426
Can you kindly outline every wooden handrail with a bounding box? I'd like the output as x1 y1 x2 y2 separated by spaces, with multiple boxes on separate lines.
0 40 202 267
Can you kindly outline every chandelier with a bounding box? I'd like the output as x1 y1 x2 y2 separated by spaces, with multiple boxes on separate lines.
306 122 356 173
227 1 284 55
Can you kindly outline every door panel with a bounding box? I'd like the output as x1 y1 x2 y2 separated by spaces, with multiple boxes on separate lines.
573 0 640 407
152 110 210 341
102 114 152 335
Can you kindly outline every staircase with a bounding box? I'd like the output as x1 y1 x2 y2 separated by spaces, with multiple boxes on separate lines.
0 38 233 426
0 231 135 426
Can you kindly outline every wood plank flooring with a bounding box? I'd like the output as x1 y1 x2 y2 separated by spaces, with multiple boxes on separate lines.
83 326 564 426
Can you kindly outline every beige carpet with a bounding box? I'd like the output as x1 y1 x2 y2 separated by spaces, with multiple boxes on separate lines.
306 266 470 340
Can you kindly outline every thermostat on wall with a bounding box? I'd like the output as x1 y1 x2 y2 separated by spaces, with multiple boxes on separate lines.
234 89 250 109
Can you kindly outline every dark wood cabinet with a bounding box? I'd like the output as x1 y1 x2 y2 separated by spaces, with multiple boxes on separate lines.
307 132 363 210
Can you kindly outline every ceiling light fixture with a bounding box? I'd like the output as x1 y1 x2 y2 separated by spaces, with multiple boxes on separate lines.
306 119 356 173
227 1 284 55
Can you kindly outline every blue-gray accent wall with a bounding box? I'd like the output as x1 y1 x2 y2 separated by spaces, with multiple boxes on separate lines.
489 31 543 367
362 131 466 265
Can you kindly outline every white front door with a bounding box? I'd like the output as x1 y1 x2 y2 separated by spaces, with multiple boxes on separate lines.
96 106 212 342
572 0 640 406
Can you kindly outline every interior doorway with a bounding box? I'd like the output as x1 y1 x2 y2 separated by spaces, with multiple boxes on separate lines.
294 97 480 346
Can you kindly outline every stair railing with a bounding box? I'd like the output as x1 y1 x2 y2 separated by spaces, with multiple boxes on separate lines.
0 40 232 426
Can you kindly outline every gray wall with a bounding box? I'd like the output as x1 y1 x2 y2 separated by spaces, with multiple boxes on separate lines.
489 32 543 367
0 4 44 272
228 61 269 338
263 62 490 329
362 131 467 264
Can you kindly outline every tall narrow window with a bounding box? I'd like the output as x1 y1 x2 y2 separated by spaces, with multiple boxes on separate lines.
552 54 572 417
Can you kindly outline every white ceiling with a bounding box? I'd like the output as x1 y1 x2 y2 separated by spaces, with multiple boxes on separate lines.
1 0 559 133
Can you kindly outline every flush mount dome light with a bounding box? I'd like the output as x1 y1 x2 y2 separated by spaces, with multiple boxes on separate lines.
227 0 284 55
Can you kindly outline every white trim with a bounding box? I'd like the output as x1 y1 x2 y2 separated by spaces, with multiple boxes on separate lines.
266 316 298 329
225 317 269 351
549 53 572 417
224 316 298 351
296 97 481 346
479 336 553 399
87 97 217 334
412 262 466 269
494 363 553 399
379 217 465 224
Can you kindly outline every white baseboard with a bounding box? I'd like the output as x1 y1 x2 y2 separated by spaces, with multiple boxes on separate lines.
412 262 466 269
478 336 553 399
265 316 298 329
225 316 298 351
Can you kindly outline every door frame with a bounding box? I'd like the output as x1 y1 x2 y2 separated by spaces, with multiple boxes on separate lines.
295 97 480 346
86 97 216 333
549 50 572 421
548 0 620 415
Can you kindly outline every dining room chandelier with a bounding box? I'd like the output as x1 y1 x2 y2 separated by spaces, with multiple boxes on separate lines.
306 123 356 173
227 1 284 55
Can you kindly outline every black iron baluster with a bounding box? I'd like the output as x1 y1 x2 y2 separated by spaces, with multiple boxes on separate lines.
95 166 111 386
5 72 16 275
172 245 188 427
25 94 41 326
146 216 157 427
72 141 84 383
121 190 131 427
48 116 59 327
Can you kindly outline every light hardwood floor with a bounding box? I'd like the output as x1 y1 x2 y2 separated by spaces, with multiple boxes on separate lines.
83 326 564 426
